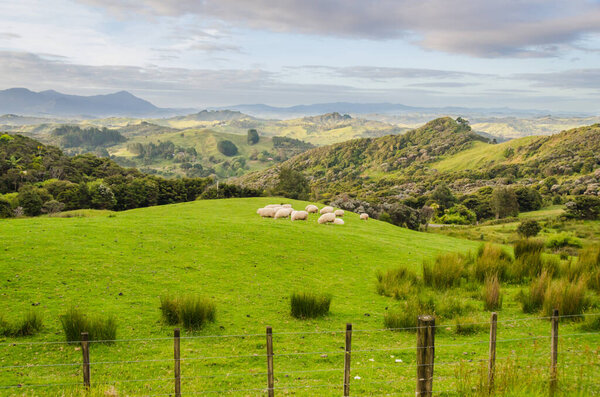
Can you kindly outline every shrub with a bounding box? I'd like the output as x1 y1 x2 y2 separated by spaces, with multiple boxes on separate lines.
290 292 331 319
474 244 512 282
423 252 466 289
376 267 419 299
59 307 117 343
482 275 503 311
543 278 590 318
518 271 550 313
160 295 216 329
454 316 485 335
438 204 476 225
546 233 582 250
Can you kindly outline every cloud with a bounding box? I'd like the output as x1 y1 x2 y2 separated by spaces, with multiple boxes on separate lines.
76 0 600 57
0 32 21 40
291 65 489 81
407 82 479 88
514 69 600 89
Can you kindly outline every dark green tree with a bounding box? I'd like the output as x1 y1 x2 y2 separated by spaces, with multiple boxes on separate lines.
515 186 543 212
430 182 456 210
517 219 542 237
274 167 310 200
565 195 600 220
247 129 259 145
217 140 238 156
0 197 12 218
491 186 519 219
17 185 44 216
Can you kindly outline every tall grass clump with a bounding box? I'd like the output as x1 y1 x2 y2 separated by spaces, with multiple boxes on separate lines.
59 307 117 343
290 291 331 319
518 271 551 313
0 310 43 337
376 267 419 299
576 245 600 291
384 297 433 331
482 274 503 311
514 239 545 260
423 252 466 289
159 295 216 329
474 243 512 282
542 278 590 318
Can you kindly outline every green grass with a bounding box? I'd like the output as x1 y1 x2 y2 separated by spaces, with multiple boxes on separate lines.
0 198 598 395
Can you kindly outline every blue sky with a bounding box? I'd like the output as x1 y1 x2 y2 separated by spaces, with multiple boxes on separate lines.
0 0 599 112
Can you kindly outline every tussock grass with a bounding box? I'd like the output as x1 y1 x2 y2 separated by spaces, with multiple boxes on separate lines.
160 295 216 329
474 243 512 282
290 291 331 319
0 310 44 337
423 252 467 289
435 295 475 320
384 297 433 331
518 271 551 313
59 307 117 343
482 274 503 311
514 239 545 260
543 278 590 318
376 267 419 299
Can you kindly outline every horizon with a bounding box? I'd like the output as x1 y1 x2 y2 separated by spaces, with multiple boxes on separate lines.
1 1 600 112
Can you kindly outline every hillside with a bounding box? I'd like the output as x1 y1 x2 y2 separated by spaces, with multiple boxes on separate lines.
238 118 600 201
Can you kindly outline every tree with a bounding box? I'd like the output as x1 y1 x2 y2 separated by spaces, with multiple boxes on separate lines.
217 140 238 156
491 186 519 219
517 219 542 237
515 186 543 212
42 200 65 214
17 185 44 216
430 182 456 210
0 197 12 218
247 129 259 145
88 181 116 210
274 167 310 200
565 195 600 220
439 204 477 225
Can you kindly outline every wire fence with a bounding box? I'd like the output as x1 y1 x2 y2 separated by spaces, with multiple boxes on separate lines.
0 312 599 396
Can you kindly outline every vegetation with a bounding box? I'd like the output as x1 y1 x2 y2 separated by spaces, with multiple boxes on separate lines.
217 140 239 156
160 295 217 329
517 219 542 237
52 125 126 148
0 310 43 337
290 291 331 319
247 129 259 145
59 307 117 343
482 275 503 311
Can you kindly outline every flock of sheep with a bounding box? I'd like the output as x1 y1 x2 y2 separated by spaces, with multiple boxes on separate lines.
256 203 369 225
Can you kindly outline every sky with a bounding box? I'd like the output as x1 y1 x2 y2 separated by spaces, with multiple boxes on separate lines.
0 0 599 112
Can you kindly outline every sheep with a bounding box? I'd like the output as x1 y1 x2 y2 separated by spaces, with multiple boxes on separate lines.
334 209 344 217
282 204 293 208
274 208 293 219
360 213 369 220
258 208 277 218
305 204 318 213
333 218 345 225
291 210 308 221
265 204 283 209
320 206 334 215
318 213 336 224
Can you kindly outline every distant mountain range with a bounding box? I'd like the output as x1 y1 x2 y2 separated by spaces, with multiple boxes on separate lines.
0 88 193 118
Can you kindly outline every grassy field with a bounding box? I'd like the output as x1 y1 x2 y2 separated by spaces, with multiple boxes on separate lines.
0 198 598 396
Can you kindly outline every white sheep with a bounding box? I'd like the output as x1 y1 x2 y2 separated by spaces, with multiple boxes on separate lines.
334 209 344 217
258 208 277 218
318 213 336 224
360 213 369 220
282 204 293 208
305 204 319 213
291 210 308 221
333 218 345 225
320 206 334 215
265 204 283 209
274 208 293 219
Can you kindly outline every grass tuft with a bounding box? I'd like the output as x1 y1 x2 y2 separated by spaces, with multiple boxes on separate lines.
160 295 216 329
384 298 433 331
474 243 512 282
518 271 550 314
290 291 331 319
423 252 466 290
376 267 419 299
543 278 589 319
482 274 503 311
59 307 117 343
0 310 43 337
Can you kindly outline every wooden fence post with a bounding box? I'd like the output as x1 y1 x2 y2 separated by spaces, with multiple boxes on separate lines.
81 332 90 389
174 328 181 397
550 309 559 396
266 326 274 397
343 323 352 396
488 312 498 394
416 315 435 397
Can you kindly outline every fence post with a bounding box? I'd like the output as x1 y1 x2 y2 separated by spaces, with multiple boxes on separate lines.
174 328 181 397
81 332 90 389
488 312 498 394
550 308 559 396
266 326 274 397
343 323 352 396
416 315 435 397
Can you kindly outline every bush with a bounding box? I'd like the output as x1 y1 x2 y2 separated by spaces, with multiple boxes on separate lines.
216 140 238 156
543 278 589 318
482 275 503 311
438 204 476 225
59 307 117 343
0 310 43 337
546 233 582 250
517 220 542 238
423 252 467 289
564 195 600 220
376 267 419 299
160 295 216 329
518 271 550 313
474 244 512 282
290 292 331 319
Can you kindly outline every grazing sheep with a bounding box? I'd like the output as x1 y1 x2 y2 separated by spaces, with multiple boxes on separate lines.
258 208 278 218
305 204 318 213
291 210 308 221
318 213 336 224
265 204 282 209
282 204 293 208
334 209 344 217
274 208 293 219
360 213 369 220
320 206 334 215
333 218 345 225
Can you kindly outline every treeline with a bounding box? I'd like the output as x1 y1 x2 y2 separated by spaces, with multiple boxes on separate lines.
0 134 261 218
52 125 126 148
127 140 198 162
